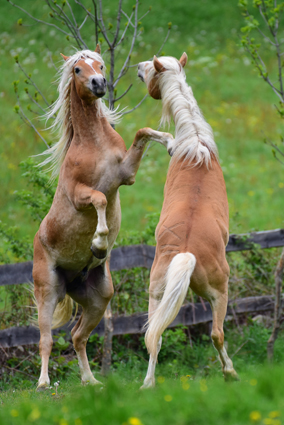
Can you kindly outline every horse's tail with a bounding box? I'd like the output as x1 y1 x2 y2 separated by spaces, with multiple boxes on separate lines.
51 295 78 329
145 252 196 359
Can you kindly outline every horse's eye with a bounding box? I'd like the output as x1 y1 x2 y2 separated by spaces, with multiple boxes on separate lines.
100 65 103 70
74 67 80 74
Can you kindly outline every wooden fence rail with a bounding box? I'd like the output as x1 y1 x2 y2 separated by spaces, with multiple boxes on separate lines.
0 229 283 287
0 228 283 348
0 296 274 348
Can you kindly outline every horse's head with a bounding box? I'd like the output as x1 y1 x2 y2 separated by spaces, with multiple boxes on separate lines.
61 45 107 103
137 53 188 100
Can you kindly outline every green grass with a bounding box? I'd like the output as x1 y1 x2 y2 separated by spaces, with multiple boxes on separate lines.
1 321 284 424
0 0 283 245
1 363 284 425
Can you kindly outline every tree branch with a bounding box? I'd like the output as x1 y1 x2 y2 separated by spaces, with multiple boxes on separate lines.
114 83 133 102
121 93 148 116
7 0 75 38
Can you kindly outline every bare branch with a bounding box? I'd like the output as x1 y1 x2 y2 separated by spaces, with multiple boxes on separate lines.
66 0 78 27
15 95 50 149
121 10 135 28
156 27 172 56
114 84 133 102
7 0 75 38
116 10 135 47
121 93 148 116
114 0 139 88
98 0 112 47
139 10 150 21
16 61 50 107
79 15 88 30
113 0 123 46
26 92 47 115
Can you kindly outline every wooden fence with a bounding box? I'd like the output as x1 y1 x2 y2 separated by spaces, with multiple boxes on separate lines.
0 228 283 348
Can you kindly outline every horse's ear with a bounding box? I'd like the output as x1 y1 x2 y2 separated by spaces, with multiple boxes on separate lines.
94 44 101 54
60 53 69 61
179 52 188 68
153 55 166 73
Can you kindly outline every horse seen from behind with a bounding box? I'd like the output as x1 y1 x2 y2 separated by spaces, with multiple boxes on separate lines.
33 45 174 390
137 53 239 388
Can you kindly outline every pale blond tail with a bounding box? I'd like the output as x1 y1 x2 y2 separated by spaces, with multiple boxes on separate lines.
51 295 77 329
145 252 196 359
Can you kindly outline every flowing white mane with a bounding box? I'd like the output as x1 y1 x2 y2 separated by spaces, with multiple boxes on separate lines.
39 49 121 179
148 56 218 167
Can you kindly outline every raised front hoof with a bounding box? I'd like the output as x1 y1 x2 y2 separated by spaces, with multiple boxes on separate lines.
223 369 240 382
36 382 50 392
90 246 107 260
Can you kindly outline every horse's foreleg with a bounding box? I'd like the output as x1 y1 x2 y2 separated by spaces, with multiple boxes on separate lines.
68 263 114 385
90 193 109 259
120 127 174 185
209 288 239 381
72 184 109 259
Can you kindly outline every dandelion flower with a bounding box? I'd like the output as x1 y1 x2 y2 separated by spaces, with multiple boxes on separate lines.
249 411 261 422
164 395 172 402
128 417 143 425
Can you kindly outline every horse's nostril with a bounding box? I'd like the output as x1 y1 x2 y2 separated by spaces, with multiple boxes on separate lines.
103 78 106 85
92 78 98 86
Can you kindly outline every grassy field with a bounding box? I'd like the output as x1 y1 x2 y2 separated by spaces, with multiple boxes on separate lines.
1 366 284 425
0 0 283 246
1 320 284 425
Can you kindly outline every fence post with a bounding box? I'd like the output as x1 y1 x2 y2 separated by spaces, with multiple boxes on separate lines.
267 247 284 361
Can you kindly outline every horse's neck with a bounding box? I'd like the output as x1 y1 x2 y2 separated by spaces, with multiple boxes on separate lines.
70 79 106 145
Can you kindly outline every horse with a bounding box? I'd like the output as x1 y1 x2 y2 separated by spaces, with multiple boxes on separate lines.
33 44 174 390
137 53 239 388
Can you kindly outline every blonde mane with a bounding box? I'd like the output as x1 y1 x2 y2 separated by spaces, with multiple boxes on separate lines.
39 49 121 179
148 56 218 167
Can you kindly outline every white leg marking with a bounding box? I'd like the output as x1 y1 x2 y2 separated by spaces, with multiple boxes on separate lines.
140 337 162 389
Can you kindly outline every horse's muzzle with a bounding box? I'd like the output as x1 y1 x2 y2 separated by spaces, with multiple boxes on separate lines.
91 77 107 98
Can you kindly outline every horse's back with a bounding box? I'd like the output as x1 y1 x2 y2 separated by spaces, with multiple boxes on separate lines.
152 156 229 295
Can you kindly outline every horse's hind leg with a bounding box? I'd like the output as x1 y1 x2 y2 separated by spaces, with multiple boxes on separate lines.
141 276 164 389
68 262 113 385
209 287 239 381
33 234 65 390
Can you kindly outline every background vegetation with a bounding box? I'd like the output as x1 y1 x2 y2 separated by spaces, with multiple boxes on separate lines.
0 0 284 421
0 0 283 244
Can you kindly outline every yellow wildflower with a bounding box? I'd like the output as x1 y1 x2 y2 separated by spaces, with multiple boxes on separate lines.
182 382 190 390
75 419 83 425
59 419 68 425
263 419 274 425
10 409 19 417
157 376 165 384
249 411 261 422
250 379 257 386
269 412 281 419
28 408 41 421
128 417 143 425
164 395 173 402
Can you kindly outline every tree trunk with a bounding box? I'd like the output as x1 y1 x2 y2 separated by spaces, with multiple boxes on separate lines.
101 302 113 375
267 247 284 362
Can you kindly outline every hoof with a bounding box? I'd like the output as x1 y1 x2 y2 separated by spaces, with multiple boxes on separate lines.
224 369 240 382
82 377 103 387
36 383 49 392
140 380 155 390
90 246 107 260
